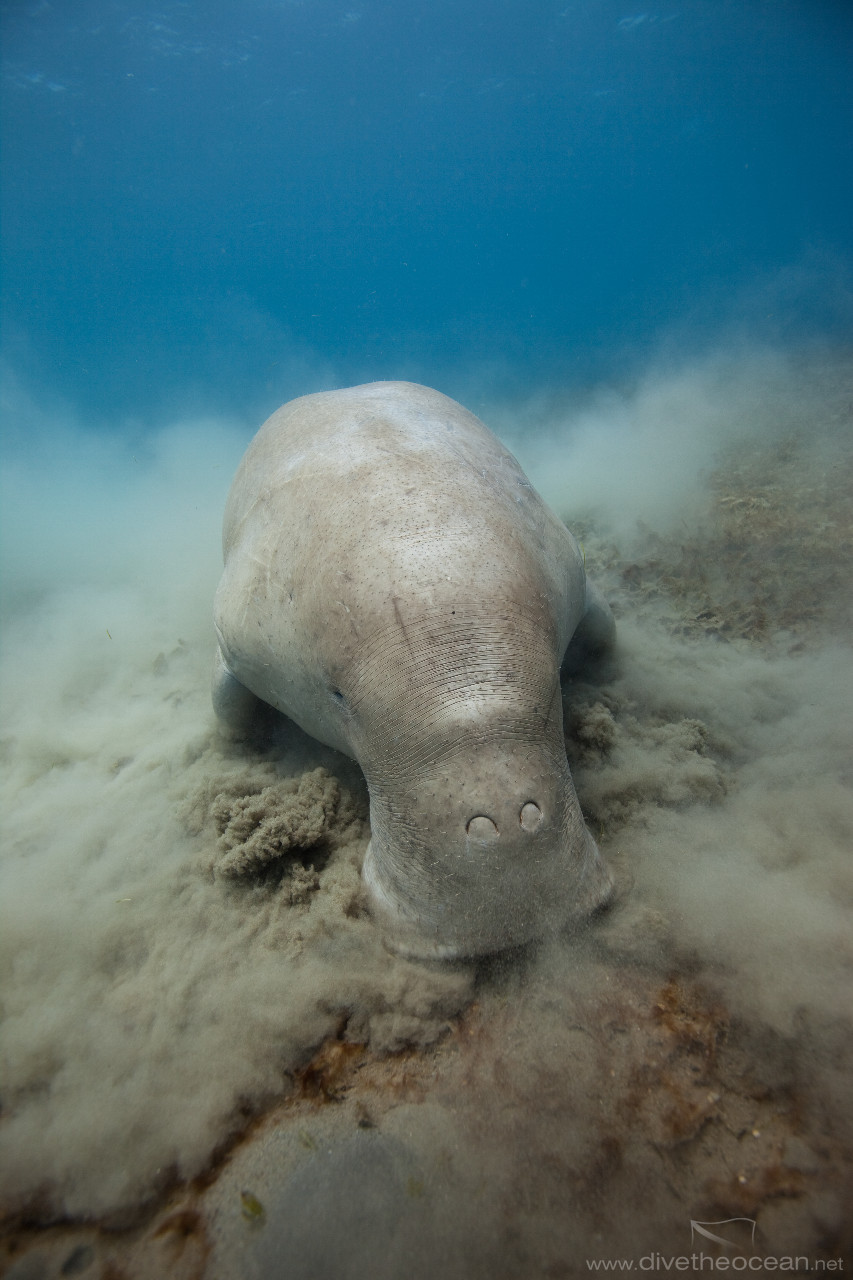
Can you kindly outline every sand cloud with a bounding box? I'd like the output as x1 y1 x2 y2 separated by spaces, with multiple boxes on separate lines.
0 348 851 1252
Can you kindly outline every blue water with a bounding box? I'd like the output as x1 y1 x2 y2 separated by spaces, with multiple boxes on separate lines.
1 0 851 422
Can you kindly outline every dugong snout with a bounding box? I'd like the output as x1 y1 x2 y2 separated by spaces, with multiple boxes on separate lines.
360 735 612 959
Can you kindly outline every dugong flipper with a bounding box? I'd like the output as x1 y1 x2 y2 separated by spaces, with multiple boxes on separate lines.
213 381 614 958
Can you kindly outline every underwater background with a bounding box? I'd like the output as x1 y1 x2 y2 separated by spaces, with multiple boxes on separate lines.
3 0 852 418
1 1 852 1277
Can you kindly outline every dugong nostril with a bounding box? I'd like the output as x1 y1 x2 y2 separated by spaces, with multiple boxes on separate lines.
466 815 499 840
519 802 542 831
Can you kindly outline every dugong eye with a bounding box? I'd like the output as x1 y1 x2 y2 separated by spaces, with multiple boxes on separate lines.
330 687 354 719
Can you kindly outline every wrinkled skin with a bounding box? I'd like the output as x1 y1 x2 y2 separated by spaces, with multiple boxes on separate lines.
213 381 615 958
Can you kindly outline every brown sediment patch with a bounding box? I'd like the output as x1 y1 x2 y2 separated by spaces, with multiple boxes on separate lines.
6 960 850 1276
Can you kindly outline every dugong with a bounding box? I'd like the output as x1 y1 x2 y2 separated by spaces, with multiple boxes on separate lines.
213 381 615 958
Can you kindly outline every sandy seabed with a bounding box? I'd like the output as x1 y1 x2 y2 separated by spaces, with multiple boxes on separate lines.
1 349 851 1278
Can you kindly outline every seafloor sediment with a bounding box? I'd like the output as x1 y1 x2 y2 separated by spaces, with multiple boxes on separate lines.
2 365 851 1278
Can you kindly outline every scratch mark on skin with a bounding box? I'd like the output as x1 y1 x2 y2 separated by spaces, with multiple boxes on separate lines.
391 595 417 661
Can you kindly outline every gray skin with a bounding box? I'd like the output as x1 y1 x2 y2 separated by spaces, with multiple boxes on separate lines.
213 381 615 959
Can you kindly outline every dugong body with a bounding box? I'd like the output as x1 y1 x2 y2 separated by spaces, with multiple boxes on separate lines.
213 382 614 958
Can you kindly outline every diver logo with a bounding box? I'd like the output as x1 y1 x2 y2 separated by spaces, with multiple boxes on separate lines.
690 1217 757 1252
